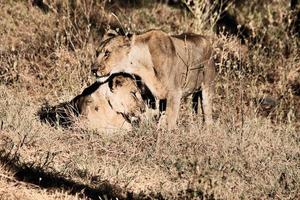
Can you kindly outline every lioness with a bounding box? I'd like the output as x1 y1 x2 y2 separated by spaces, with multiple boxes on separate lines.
39 74 145 132
91 30 216 129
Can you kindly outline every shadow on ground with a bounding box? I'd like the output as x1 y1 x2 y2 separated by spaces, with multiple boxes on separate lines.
0 150 212 199
0 150 127 199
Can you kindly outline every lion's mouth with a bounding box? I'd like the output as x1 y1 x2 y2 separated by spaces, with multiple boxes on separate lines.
95 73 110 83
122 113 141 126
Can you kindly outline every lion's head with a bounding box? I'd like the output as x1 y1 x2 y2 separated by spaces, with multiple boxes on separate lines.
83 74 145 124
91 36 132 82
107 74 145 122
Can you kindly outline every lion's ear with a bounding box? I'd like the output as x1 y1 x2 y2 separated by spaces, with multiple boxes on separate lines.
126 32 133 38
110 76 127 91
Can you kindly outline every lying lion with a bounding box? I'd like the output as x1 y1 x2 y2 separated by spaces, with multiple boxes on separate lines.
39 74 145 132
91 30 216 129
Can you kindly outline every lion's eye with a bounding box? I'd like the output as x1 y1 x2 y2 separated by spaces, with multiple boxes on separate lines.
130 91 138 99
104 50 110 57
95 50 100 57
86 99 93 104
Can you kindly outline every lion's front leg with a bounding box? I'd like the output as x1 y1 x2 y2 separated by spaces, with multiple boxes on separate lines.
201 58 215 125
166 91 182 130
201 86 213 125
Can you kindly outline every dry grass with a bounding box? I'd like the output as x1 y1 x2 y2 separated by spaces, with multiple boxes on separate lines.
0 0 299 199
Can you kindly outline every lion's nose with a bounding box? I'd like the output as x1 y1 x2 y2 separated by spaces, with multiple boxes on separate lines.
91 65 98 75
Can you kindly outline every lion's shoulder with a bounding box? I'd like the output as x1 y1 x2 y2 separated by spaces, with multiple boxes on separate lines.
172 33 210 46
134 30 175 58
134 29 169 44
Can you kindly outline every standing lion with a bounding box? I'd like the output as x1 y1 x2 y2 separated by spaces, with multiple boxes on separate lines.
92 30 216 129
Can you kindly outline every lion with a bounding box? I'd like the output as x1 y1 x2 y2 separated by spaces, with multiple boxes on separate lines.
91 30 216 129
39 74 145 132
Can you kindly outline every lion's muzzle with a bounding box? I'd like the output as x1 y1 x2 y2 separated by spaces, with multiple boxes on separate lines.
91 64 110 82
91 64 100 76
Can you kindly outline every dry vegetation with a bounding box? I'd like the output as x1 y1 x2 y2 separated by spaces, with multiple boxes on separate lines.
0 0 299 199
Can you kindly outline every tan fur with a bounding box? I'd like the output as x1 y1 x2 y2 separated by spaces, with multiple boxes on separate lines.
45 75 145 132
92 30 216 129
